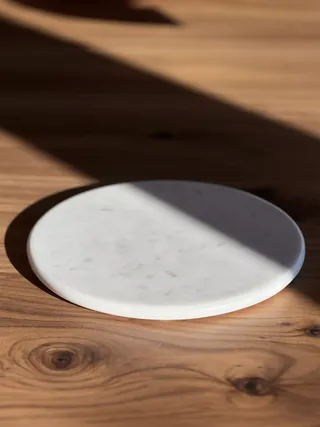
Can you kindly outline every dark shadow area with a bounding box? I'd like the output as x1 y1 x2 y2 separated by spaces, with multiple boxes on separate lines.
11 0 180 24
248 187 320 224
1 18 319 302
135 180 303 269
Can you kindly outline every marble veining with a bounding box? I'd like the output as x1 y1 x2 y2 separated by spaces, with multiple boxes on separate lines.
28 181 305 320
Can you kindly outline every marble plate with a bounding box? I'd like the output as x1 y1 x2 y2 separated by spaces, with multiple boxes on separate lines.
28 181 305 320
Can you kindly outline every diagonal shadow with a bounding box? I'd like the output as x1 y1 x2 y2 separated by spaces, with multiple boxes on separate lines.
1 17 320 303
11 0 180 24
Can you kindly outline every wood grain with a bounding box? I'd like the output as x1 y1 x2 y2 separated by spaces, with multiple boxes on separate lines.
0 1 320 426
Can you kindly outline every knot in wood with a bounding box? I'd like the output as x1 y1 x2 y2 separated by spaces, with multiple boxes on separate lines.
233 377 271 396
306 325 320 337
151 131 175 140
49 350 75 370
40 346 80 371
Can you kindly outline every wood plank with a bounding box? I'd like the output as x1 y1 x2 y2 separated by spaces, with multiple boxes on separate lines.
0 1 319 426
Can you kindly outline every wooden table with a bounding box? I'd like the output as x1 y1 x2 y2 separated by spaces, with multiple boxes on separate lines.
0 1 320 426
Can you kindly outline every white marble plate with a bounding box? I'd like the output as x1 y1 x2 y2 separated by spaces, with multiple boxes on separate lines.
28 181 305 320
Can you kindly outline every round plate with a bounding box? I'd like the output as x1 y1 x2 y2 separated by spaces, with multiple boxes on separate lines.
28 181 305 320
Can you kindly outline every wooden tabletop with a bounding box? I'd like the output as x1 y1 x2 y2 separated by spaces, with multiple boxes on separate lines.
1 1 320 426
